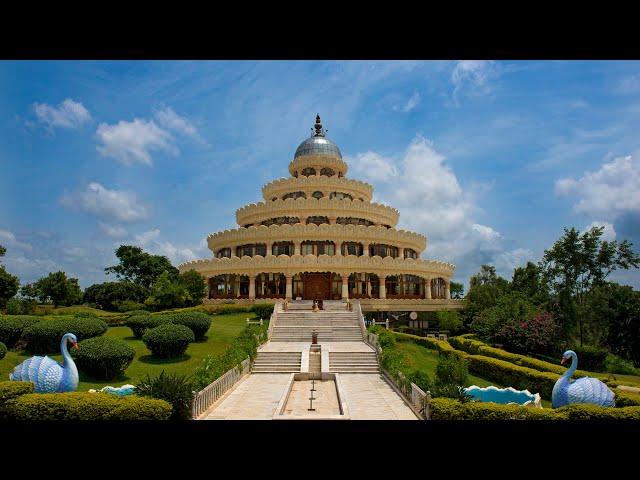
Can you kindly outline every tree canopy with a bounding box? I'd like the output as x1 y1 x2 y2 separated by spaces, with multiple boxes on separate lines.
0 244 19 308
105 245 179 289
33 271 82 307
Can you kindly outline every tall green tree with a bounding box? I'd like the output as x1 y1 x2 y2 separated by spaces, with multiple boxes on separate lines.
179 269 206 306
463 265 510 326
510 261 550 306
105 245 179 289
450 281 464 299
33 271 83 307
540 226 640 346
144 271 190 311
0 244 20 308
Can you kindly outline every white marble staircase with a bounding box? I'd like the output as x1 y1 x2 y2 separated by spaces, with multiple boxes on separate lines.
329 351 379 373
252 352 301 373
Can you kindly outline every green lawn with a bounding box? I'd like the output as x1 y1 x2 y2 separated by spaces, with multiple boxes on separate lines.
0 312 253 391
395 340 553 407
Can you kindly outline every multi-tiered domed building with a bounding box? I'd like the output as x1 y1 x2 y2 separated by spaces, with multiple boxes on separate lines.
179 115 461 313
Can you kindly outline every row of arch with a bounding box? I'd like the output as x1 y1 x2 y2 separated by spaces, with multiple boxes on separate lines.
292 167 343 178
279 191 362 202
246 216 390 228
215 241 419 259
207 272 449 300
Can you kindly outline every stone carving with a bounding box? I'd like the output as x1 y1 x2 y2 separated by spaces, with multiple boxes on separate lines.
262 176 373 202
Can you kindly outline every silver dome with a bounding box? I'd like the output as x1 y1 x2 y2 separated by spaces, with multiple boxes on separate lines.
294 136 342 160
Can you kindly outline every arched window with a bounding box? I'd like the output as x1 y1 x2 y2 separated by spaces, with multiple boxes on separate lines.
282 191 306 201
306 216 329 226
301 241 335 256
329 192 353 200
369 244 399 258
341 242 363 256
216 248 231 258
236 243 267 257
349 273 379 298
261 216 300 226
404 248 418 259
209 274 249 299
301 167 316 176
320 167 335 176
336 217 374 226
312 191 324 199
431 278 447 299
293 274 304 297
272 241 294 256
256 273 286 298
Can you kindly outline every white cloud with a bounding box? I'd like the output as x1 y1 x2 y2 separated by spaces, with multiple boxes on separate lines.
347 136 521 283
587 221 617 241
347 151 398 182
133 228 207 265
98 222 128 239
61 182 150 223
33 98 92 131
96 118 177 166
154 106 201 141
555 154 640 219
616 74 640 94
451 60 497 104
493 248 535 277
0 229 33 252
402 90 421 113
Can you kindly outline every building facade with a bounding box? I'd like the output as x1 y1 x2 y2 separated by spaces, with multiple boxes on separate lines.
178 115 462 312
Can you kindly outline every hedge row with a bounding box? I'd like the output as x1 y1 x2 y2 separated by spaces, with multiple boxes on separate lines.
449 335 616 384
5 392 172 420
21 316 108 354
125 314 169 338
0 341 6 360
0 316 41 347
142 323 195 358
71 336 136 380
429 397 640 420
157 312 212 340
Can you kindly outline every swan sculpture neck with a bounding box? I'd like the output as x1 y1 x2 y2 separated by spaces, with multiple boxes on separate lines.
563 350 578 379
60 333 78 380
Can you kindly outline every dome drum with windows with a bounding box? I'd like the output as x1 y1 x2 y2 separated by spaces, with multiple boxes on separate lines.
179 115 461 311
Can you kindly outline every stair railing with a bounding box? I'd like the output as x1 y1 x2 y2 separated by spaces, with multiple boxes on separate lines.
267 300 282 340
353 300 367 338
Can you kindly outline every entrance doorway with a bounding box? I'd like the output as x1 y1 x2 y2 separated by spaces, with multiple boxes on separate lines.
302 273 331 300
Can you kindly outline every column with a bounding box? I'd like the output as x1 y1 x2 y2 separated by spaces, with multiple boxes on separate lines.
341 275 349 300
266 242 273 256
379 275 386 299
336 242 342 256
248 275 256 300
425 278 432 299
328 216 337 225
445 280 451 300
285 275 293 300
294 241 301 255
363 242 370 256
366 277 371 297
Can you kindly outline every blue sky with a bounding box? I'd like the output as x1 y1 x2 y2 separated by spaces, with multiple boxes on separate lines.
1 60 639 290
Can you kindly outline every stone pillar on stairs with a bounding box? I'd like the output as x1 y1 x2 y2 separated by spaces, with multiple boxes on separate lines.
341 274 349 300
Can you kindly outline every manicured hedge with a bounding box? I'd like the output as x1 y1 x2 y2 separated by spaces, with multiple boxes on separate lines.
5 392 172 420
571 345 608 372
250 303 274 320
21 316 108 354
389 331 457 355
449 335 612 382
125 314 169 338
0 316 41 347
614 389 640 407
143 323 195 358
71 336 136 380
159 312 212 341
0 341 6 360
0 381 35 419
429 397 640 420
214 305 250 315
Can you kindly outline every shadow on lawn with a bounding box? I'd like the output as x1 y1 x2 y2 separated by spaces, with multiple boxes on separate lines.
137 354 191 364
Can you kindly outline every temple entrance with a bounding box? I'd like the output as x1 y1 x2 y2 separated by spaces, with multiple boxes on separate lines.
302 273 331 300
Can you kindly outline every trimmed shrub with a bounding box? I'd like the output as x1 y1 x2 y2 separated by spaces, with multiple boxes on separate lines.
558 404 640 420
0 341 5 359
136 371 194 420
5 298 36 315
606 354 640 375
572 345 608 372
250 303 274 320
160 312 212 341
125 309 150 317
429 397 562 420
215 305 250 315
125 314 169 339
116 300 147 313
143 323 195 358
0 316 41 347
21 317 108 354
614 389 640 407
71 336 135 380
0 381 34 419
5 392 172 420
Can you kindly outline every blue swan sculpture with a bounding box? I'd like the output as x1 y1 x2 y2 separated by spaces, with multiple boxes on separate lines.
552 349 615 408
9 333 80 393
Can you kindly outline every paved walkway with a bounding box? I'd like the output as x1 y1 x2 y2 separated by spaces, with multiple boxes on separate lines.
201 372 418 420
